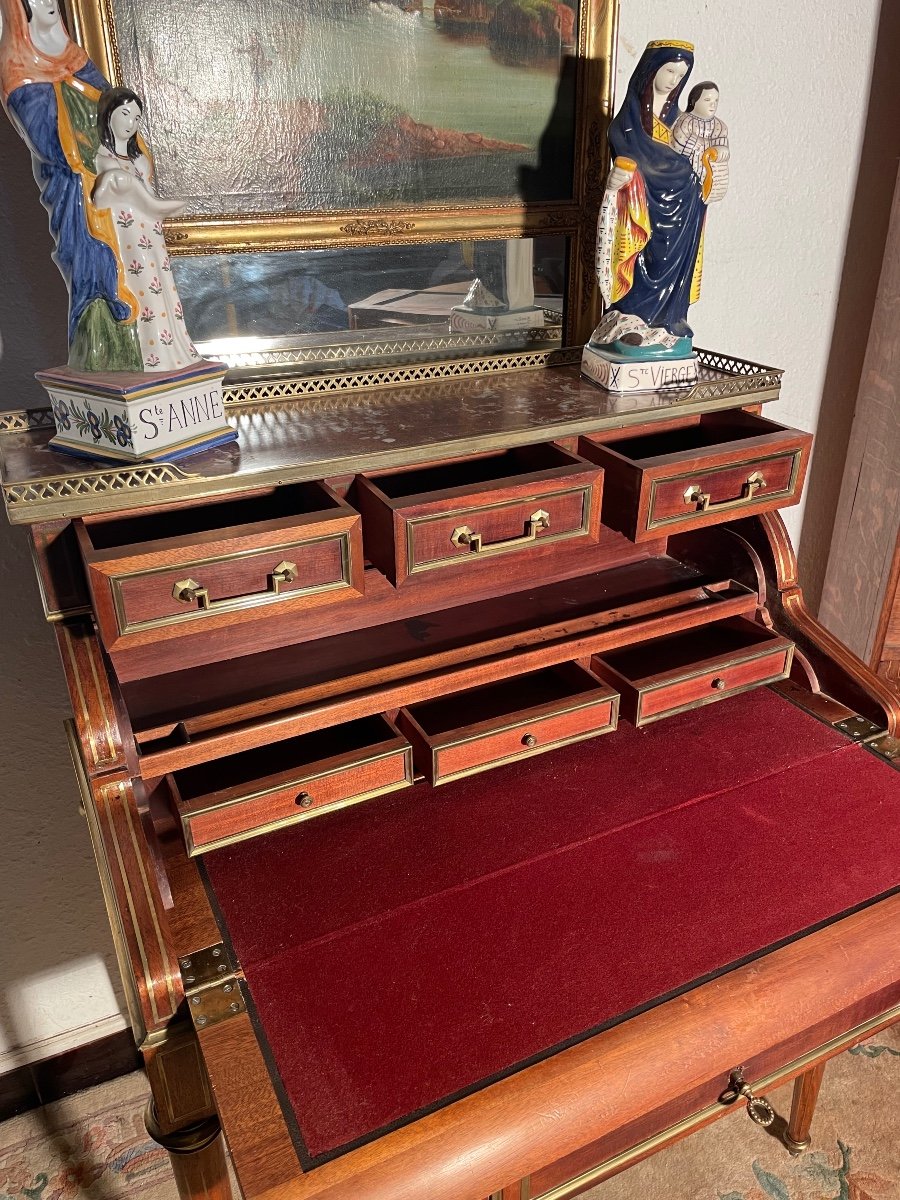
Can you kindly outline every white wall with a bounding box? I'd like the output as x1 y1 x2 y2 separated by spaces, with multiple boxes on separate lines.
615 1 881 550
0 1 888 1067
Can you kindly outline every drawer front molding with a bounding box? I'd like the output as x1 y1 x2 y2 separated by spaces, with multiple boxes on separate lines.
110 531 355 637
646 450 805 533
179 742 415 855
634 644 795 724
406 484 594 576
430 693 619 783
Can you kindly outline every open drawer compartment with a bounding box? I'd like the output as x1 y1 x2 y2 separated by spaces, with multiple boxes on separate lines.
591 616 794 726
397 661 619 784
578 411 812 542
354 442 602 586
75 481 365 652
167 713 412 855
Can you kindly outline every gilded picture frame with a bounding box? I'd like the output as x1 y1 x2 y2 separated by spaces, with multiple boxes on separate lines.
66 0 618 379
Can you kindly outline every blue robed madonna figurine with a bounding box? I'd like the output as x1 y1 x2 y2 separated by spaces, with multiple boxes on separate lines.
0 0 235 461
582 39 728 393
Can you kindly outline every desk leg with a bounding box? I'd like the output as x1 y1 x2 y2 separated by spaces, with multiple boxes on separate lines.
146 1101 233 1200
784 1062 827 1155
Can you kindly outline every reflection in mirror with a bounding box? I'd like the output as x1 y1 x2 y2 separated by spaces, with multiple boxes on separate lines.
173 237 566 374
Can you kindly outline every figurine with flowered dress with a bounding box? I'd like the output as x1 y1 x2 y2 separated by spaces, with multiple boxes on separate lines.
0 0 235 461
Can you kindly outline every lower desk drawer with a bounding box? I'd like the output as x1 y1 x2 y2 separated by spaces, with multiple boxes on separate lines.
591 617 794 726
397 662 619 785
168 715 413 854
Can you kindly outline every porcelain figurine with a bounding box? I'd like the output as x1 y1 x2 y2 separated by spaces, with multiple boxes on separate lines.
92 88 201 371
583 39 727 394
450 239 545 333
0 0 235 462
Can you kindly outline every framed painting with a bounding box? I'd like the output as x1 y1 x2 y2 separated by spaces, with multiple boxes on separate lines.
67 0 617 383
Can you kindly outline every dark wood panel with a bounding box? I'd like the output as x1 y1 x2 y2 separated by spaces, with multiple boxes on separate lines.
820 168 900 674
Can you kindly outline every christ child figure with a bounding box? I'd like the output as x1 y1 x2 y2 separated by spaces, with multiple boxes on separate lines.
672 80 729 203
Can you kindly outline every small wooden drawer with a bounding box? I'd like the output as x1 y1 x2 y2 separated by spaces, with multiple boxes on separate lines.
75 482 364 651
591 617 794 726
397 662 619 785
168 715 413 855
578 411 812 542
354 443 602 586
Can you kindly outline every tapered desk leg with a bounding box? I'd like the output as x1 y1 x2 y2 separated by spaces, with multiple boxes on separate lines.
146 1101 234 1200
784 1062 827 1155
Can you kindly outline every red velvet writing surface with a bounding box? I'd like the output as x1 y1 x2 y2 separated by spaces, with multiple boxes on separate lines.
203 689 900 1161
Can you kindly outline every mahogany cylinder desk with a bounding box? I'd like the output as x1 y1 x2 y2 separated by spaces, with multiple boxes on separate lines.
2 351 899 1200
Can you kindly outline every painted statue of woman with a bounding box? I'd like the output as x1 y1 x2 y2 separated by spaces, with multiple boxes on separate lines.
93 88 201 371
0 0 195 373
590 40 707 361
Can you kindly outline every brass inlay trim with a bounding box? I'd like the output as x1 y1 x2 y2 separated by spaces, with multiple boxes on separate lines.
64 721 147 1043
529 998 900 1200
118 782 180 1016
110 531 353 637
3 351 785 526
59 625 117 769
646 450 804 532
432 696 619 785
634 647 795 726
99 782 163 1028
405 485 591 577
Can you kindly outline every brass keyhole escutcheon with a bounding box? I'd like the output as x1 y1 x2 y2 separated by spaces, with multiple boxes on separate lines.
295 792 313 808
522 733 538 748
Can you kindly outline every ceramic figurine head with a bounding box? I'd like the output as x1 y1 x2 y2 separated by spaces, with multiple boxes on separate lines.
18 0 70 55
97 87 144 160
653 59 690 105
686 81 719 119
0 0 87 104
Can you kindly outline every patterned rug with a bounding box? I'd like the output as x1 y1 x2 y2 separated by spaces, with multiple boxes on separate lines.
1 1026 898 1200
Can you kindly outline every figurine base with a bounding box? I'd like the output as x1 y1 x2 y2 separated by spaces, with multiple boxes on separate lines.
581 343 698 393
37 360 237 462
449 307 545 333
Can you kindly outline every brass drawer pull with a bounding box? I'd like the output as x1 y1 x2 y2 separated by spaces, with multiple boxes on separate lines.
722 1067 776 1128
521 733 538 748
172 560 298 611
711 677 727 691
684 471 766 513
451 509 550 555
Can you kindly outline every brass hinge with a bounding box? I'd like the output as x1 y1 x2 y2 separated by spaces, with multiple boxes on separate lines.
832 713 900 770
180 943 246 1030
834 714 882 740
865 732 900 768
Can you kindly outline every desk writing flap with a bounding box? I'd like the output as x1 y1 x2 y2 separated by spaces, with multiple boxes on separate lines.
199 688 900 1166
